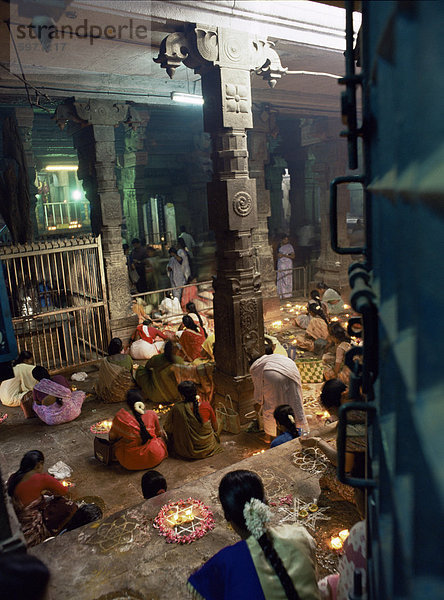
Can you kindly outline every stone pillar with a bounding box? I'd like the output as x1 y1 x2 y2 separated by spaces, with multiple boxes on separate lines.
309 134 350 292
14 108 38 238
155 24 286 415
119 110 149 242
249 107 279 318
64 99 136 340
265 155 286 234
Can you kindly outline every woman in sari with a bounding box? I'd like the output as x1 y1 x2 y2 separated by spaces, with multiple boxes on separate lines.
134 340 184 404
0 351 36 407
164 380 221 460
96 338 135 404
276 235 295 299
178 315 206 362
7 450 76 547
130 320 169 360
188 470 320 599
109 389 167 471
316 283 344 316
32 366 85 425
322 323 352 385
250 351 308 443
296 304 330 354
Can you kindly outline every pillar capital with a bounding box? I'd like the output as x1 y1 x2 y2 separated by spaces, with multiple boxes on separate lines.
154 24 286 88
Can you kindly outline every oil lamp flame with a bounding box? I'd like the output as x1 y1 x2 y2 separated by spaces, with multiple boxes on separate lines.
338 529 350 541
330 536 343 550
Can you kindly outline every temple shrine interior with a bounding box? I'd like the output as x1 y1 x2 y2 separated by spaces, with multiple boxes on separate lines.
0 1 443 599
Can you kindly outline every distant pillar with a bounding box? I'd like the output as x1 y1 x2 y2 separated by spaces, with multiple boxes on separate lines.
155 24 286 414
60 99 136 339
249 107 279 317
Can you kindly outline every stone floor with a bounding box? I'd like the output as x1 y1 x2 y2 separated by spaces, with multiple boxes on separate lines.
0 366 269 518
30 438 360 600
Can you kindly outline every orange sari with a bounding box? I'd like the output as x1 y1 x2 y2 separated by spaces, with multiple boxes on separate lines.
110 409 167 470
180 325 206 361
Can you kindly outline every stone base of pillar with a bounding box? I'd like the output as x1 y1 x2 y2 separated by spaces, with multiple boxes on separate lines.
213 369 255 425
262 296 281 321
110 315 138 346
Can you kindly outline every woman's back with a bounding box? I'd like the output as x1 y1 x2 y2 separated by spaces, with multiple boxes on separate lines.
165 401 221 460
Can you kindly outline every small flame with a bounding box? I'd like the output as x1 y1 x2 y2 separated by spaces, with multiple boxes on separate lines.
331 317 339 322
338 529 350 541
271 320 283 330
343 304 350 309
252 449 266 456
330 536 343 550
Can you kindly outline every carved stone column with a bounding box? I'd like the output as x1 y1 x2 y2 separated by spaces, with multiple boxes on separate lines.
119 109 149 242
61 99 136 340
249 107 279 317
155 25 286 415
14 108 38 239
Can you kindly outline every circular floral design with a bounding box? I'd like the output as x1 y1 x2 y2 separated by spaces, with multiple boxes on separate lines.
224 37 241 62
153 498 215 544
233 191 253 217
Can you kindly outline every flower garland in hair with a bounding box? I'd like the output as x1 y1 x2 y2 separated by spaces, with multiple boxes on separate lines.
243 497 272 539
288 415 295 424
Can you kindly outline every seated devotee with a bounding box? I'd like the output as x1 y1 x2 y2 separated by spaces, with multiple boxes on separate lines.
131 297 154 324
184 301 209 333
141 470 167 499
316 282 345 315
250 343 308 443
300 379 366 515
177 314 206 362
32 366 85 425
187 469 320 600
109 389 167 471
296 304 330 355
7 450 77 547
0 553 50 600
163 380 222 460
322 322 352 385
0 350 37 407
134 340 184 404
96 338 135 404
130 319 169 360
270 405 301 448
264 334 288 357
318 520 366 600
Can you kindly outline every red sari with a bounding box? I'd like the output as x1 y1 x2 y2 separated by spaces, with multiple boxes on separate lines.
180 325 206 361
110 409 167 470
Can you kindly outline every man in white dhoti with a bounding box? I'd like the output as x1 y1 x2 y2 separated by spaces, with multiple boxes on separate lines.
250 351 308 442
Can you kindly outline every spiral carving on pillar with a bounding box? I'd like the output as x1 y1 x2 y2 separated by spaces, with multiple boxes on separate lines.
232 191 253 217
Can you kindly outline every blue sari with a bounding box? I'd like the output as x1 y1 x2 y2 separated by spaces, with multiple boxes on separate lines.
188 540 265 600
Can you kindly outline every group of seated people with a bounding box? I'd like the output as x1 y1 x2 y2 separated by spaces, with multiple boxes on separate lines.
294 283 356 385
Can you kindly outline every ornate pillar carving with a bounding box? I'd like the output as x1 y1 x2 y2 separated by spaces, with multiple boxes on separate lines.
56 99 136 339
249 107 279 316
155 25 286 413
119 109 149 242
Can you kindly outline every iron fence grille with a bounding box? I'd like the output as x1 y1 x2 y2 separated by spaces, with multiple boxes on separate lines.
0 235 110 372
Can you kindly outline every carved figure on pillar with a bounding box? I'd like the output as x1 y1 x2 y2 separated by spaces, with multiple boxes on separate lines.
155 24 286 410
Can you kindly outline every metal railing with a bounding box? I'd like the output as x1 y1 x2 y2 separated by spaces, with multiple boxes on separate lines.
0 236 110 372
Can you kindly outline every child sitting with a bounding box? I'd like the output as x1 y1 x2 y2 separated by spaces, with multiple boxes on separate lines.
270 404 301 448
141 470 167 499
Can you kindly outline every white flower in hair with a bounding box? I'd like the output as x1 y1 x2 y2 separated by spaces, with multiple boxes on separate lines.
195 395 200 401
243 497 272 539
288 414 295 424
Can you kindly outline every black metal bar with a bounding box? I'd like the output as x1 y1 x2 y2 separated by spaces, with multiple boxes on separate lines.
330 175 365 254
337 401 377 489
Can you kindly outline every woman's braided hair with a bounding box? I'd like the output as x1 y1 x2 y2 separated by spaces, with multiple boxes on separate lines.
219 470 301 600
186 302 208 338
178 380 202 424
273 404 300 439
126 389 152 444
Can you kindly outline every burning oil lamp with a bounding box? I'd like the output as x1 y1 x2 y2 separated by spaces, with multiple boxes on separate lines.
329 529 350 550
61 479 74 488
252 449 266 456
271 320 283 331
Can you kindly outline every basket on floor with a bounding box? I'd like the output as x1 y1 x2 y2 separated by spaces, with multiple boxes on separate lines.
295 358 324 383
216 395 241 434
